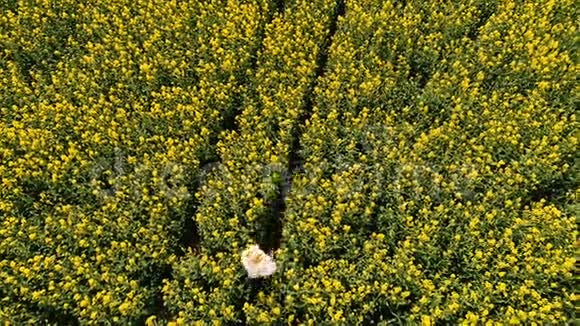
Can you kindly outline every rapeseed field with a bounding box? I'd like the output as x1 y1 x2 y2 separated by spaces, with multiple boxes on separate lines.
0 0 577 324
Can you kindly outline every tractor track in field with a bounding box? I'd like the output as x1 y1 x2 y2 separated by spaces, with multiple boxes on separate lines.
178 0 286 255
148 2 286 322
263 0 347 255
289 0 346 187
221 0 287 134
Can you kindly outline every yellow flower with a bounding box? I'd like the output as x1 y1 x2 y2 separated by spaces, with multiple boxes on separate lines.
145 315 157 326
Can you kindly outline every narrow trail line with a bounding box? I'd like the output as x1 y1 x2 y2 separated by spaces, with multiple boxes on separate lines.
156 1 285 321
177 2 284 255
290 0 346 173
265 0 347 253
222 1 287 134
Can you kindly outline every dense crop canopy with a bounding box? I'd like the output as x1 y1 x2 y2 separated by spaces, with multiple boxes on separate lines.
0 0 577 324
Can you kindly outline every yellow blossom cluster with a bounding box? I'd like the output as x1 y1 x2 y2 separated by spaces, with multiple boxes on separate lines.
272 0 577 324
194 0 339 253
0 0 269 323
162 0 343 323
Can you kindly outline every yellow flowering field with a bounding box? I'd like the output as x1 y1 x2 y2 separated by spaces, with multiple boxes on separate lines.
0 0 577 324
